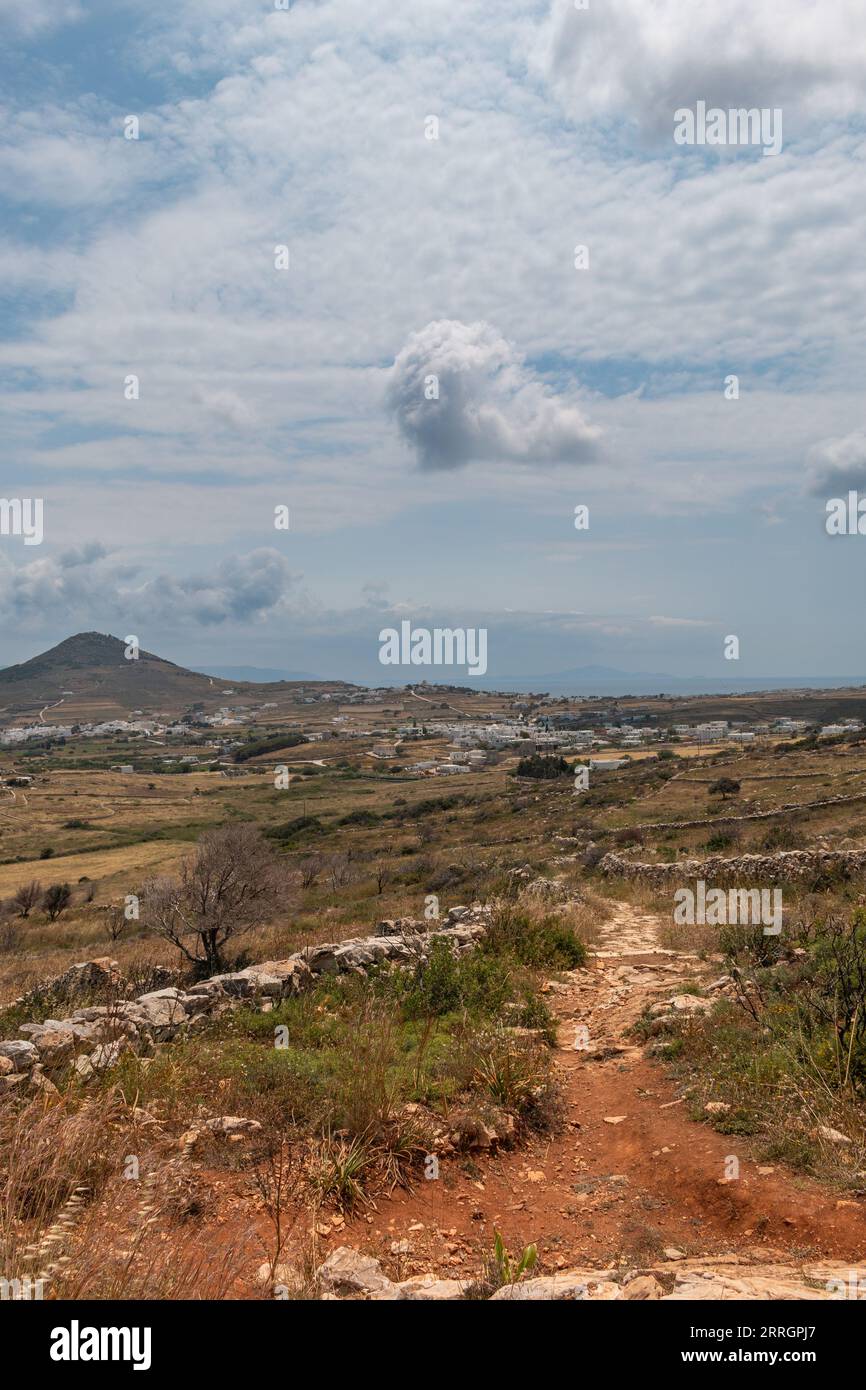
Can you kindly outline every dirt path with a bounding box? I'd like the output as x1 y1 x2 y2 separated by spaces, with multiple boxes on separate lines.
324 900 866 1296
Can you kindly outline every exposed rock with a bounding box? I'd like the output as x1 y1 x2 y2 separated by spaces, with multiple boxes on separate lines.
490 1271 619 1301
816 1125 852 1145
390 1274 465 1301
446 1107 514 1152
670 994 712 1014
135 988 190 1035
622 1275 664 1300
204 1115 263 1136
316 1247 394 1296
87 1040 130 1073
0 1072 28 1096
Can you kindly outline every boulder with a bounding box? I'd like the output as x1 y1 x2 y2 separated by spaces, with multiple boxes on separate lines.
30 1028 76 1068
0 1040 38 1073
670 995 712 1014
316 1247 394 1296
204 1115 263 1137
88 1040 129 1072
243 957 312 996
135 988 190 1033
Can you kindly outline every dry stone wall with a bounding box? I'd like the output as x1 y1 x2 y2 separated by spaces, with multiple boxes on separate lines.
598 848 866 886
0 906 490 1099
603 790 866 838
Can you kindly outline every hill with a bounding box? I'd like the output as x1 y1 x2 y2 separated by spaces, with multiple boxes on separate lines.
0 632 356 724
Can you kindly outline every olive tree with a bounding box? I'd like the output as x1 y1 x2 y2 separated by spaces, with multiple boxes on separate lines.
142 824 288 975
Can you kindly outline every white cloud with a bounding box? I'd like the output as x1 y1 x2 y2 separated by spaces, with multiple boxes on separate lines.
806 430 866 494
386 319 601 470
0 0 864 670
535 0 866 136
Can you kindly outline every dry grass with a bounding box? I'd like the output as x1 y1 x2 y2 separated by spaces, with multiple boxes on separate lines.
0 840 190 897
0 1091 128 1289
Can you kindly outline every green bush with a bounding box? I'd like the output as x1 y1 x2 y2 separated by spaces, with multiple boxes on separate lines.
337 809 381 827
514 754 570 780
484 906 586 970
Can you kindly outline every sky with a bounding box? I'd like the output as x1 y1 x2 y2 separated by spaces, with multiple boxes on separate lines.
1 0 865 688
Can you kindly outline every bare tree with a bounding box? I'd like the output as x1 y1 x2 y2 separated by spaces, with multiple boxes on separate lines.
373 863 392 896
13 881 42 919
324 852 351 894
141 824 289 975
299 855 322 891
105 904 127 943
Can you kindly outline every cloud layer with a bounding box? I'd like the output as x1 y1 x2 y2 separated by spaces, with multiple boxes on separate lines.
0 547 303 629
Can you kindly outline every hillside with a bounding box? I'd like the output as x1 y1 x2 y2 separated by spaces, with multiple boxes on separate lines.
0 632 356 723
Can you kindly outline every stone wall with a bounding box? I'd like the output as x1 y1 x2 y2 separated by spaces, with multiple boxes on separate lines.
602 790 866 838
598 848 866 886
0 906 490 1099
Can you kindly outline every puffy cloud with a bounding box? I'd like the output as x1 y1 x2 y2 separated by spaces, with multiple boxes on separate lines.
386 320 601 471
131 550 298 626
0 547 302 628
536 0 866 136
806 430 866 495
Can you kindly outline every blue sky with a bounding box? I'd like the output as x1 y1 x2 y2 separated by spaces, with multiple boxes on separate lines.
1 0 865 686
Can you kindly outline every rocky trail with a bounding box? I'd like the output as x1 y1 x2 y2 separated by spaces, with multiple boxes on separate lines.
312 901 866 1300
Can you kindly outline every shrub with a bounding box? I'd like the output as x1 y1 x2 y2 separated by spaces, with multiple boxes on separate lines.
613 826 644 847
265 815 325 845
337 809 380 827
233 732 306 763
468 1028 556 1126
709 778 740 798
706 832 736 852
484 906 586 970
514 754 570 780
760 823 805 851
43 882 72 921
394 939 514 1020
